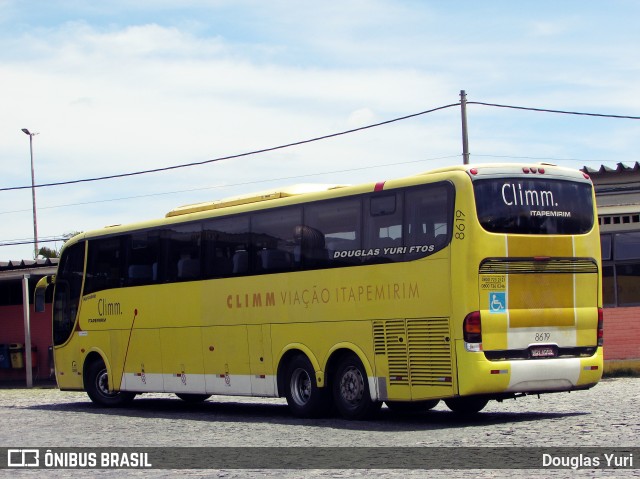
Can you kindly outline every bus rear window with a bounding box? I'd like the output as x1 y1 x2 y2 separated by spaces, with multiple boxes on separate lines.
473 178 594 235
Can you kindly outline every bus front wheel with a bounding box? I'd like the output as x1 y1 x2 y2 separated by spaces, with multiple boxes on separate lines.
332 354 381 420
284 355 331 418
85 359 136 407
444 396 489 414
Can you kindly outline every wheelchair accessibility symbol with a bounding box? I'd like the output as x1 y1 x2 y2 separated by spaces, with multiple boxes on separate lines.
489 292 506 313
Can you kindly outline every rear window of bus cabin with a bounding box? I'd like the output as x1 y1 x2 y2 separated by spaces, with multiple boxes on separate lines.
473 178 594 235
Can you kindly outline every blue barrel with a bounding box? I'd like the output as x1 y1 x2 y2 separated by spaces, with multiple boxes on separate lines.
0 344 10 369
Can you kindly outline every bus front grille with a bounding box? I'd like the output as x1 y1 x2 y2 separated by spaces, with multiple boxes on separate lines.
373 318 452 387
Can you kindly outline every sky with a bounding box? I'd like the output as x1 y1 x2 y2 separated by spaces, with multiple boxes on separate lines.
1 0 640 259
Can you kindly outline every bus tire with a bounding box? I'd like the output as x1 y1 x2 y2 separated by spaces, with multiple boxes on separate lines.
332 353 381 420
175 393 211 403
84 359 136 407
444 396 489 414
284 355 331 418
385 399 440 414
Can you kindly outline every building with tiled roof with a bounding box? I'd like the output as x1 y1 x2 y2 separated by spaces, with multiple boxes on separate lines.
582 162 640 373
0 258 58 385
583 161 640 231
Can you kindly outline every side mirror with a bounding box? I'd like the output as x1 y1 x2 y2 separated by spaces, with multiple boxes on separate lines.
34 275 53 313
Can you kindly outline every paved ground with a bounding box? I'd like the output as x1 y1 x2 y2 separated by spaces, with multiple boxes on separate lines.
0 377 638 478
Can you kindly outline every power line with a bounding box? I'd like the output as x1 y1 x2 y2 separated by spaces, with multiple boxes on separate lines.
0 149 609 247
0 154 460 216
0 103 460 193
1 152 609 218
0 154 461 246
468 101 640 120
0 237 66 247
0 233 67 243
1 98 638 195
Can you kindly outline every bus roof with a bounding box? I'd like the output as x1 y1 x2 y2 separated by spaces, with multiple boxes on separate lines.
63 162 591 248
168 163 589 218
422 162 592 182
166 183 349 217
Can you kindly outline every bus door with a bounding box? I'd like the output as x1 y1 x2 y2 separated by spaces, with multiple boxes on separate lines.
247 324 276 396
202 325 252 395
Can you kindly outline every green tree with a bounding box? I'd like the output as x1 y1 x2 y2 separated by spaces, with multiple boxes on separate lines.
36 231 82 259
37 246 59 259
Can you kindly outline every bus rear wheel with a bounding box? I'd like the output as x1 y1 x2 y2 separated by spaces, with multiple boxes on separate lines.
333 354 381 420
444 396 488 414
85 359 136 407
284 355 331 418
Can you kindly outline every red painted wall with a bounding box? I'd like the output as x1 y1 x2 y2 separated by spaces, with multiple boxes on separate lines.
0 304 53 381
603 307 640 361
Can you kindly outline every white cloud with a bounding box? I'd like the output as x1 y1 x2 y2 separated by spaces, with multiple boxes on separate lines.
347 108 376 128
529 21 567 37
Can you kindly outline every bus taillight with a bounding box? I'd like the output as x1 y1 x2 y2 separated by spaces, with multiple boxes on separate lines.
597 308 604 347
464 311 482 351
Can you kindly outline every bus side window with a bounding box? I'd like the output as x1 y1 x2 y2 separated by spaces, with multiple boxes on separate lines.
232 249 249 275
405 182 454 259
177 257 200 280
85 237 126 294
127 231 160 286
294 225 327 269
251 207 301 273
164 224 201 282
203 215 250 278
365 193 403 262
304 197 362 267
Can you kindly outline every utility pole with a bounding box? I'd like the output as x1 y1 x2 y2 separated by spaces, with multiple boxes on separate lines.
21 128 39 258
460 90 470 165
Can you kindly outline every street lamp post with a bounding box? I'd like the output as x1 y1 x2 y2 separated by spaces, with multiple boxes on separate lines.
21 128 39 259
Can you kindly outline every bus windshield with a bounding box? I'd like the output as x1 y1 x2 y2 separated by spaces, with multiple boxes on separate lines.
473 178 594 235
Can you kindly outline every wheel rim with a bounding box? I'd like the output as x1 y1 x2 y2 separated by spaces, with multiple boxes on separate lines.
339 366 364 405
290 367 312 406
96 368 117 398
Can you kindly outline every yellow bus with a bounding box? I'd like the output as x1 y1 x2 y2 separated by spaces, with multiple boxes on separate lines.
35 163 603 419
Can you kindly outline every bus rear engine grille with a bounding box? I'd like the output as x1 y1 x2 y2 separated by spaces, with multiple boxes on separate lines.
373 318 452 387
479 257 598 275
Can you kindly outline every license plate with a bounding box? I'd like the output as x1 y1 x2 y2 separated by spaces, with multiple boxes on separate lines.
530 346 556 358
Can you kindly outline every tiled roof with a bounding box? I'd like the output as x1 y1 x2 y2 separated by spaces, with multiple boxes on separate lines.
582 162 640 175
0 258 59 272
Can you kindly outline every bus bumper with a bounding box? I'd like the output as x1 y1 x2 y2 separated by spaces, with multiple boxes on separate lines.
456 343 603 397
